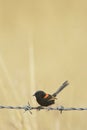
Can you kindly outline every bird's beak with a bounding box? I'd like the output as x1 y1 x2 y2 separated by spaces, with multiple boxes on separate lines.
33 94 35 96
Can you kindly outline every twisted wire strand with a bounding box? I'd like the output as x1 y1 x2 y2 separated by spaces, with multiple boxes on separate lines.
0 104 87 114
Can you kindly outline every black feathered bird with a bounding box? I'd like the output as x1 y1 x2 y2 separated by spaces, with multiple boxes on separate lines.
33 81 69 106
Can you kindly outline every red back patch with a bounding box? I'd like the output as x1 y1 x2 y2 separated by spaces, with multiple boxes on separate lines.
43 94 49 98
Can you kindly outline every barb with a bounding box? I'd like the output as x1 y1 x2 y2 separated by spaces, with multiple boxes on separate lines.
0 104 87 114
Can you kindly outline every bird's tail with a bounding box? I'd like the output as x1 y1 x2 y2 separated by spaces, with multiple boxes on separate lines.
52 80 69 97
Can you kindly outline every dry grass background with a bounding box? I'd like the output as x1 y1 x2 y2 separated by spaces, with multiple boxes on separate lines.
0 0 87 130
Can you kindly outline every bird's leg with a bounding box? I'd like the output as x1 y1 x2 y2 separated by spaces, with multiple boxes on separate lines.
36 105 44 111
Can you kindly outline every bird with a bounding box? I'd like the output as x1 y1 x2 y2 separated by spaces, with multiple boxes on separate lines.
33 80 69 107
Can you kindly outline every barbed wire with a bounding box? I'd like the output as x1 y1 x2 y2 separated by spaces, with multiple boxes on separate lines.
0 103 87 114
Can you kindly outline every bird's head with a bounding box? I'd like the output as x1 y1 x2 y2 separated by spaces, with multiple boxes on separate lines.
33 90 46 98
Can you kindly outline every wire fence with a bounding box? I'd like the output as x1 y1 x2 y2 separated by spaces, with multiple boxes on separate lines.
0 103 87 114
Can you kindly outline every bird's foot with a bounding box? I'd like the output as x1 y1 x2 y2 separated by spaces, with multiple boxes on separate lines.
36 106 44 111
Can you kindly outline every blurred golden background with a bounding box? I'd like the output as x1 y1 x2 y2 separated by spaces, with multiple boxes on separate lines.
0 0 87 130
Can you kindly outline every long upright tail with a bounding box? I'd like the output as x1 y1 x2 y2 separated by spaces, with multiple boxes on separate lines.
52 80 69 97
